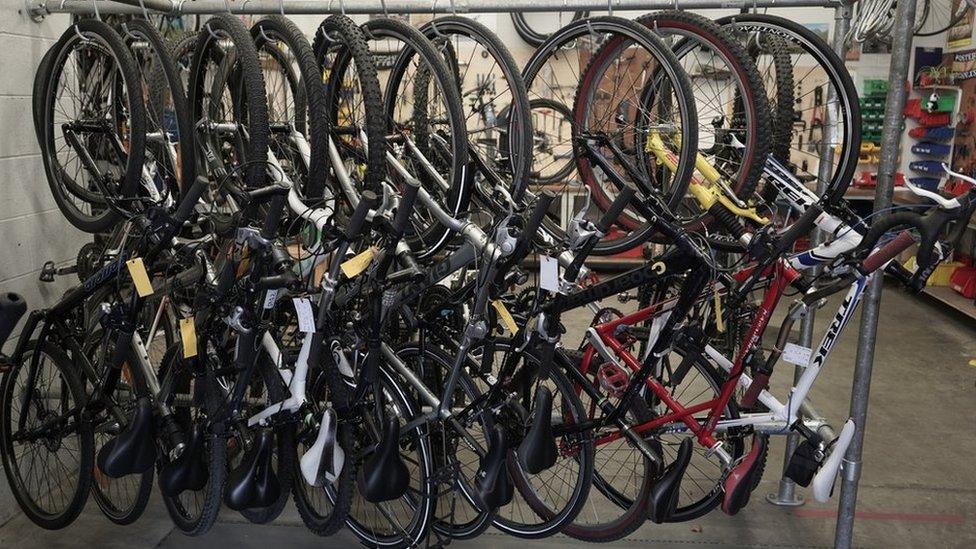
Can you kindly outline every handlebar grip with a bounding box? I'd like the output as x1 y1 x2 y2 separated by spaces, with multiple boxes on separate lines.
512 191 557 262
395 247 424 281
771 204 822 256
393 181 421 238
174 176 209 226
0 293 27 350
345 190 378 240
256 270 299 291
595 186 638 235
860 230 916 274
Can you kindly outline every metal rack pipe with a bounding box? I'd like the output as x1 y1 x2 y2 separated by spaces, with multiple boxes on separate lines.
834 0 915 546
29 0 841 16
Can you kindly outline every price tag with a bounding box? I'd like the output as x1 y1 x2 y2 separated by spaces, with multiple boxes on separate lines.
492 300 518 334
713 292 725 334
263 288 279 309
293 297 316 333
539 255 559 292
782 343 812 367
179 317 197 358
126 257 154 297
340 246 377 279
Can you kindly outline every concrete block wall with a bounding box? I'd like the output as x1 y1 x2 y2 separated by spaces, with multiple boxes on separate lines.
0 5 84 526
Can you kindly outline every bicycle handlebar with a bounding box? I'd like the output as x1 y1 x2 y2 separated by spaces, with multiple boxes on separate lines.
345 190 379 241
854 185 976 291
511 190 557 264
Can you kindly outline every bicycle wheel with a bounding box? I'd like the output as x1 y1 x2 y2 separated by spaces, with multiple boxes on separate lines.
158 345 227 536
418 16 533 201
86 293 173 526
485 341 594 539
228 352 296 524
39 19 146 233
916 0 970 36
395 343 493 540
188 13 269 190
0 341 94 530
522 17 697 255
312 15 387 211
720 14 861 204
118 18 196 206
635 11 772 218
559 349 655 542
511 11 589 47
338 366 435 548
291 347 356 536
252 16 330 201
364 17 469 261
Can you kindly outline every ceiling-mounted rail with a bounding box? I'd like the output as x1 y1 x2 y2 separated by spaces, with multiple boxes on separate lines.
28 0 842 18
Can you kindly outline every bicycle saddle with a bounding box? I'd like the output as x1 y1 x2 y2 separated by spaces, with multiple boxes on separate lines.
648 437 693 524
97 396 157 478
159 423 209 497
359 417 409 503
475 425 514 511
722 434 768 516
300 408 345 487
224 428 281 511
517 385 557 474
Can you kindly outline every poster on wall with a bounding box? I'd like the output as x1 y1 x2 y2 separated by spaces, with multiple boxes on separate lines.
948 0 975 49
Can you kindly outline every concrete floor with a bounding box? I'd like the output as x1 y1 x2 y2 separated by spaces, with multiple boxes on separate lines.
0 284 974 548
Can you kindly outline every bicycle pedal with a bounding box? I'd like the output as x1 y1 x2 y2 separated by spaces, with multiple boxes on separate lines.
39 261 56 283
596 362 629 398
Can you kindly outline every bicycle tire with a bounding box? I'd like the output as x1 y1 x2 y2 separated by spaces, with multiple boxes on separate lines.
338 366 435 549
252 15 331 200
395 343 493 541
511 11 589 47
237 353 296 524
637 11 771 201
488 341 594 539
188 13 269 189
158 345 227 536
418 16 534 201
550 347 656 542
565 17 698 255
119 18 197 202
365 17 469 261
718 14 861 204
40 20 147 233
916 2 970 36
291 348 356 536
0 341 94 530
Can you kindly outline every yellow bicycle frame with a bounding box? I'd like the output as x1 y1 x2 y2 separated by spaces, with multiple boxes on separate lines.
644 132 768 225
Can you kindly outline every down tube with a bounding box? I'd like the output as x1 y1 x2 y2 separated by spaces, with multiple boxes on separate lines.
788 274 870 419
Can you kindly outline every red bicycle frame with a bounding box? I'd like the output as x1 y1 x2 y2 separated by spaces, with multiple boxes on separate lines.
576 258 802 451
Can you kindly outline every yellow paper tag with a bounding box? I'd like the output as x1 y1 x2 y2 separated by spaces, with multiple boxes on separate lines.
340 246 377 279
713 292 725 334
126 258 154 297
492 300 518 334
179 317 198 358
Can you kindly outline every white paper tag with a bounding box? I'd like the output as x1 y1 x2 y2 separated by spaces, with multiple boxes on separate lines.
539 255 559 292
293 297 315 333
263 288 279 309
644 311 672 360
782 342 812 367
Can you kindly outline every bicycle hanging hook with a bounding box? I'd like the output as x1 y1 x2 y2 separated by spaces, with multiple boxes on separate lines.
138 0 150 20
91 0 101 21
380 0 390 18
607 0 613 18
279 0 285 16
223 0 232 14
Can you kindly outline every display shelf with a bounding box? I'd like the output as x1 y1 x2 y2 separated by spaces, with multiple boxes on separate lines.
921 286 976 321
